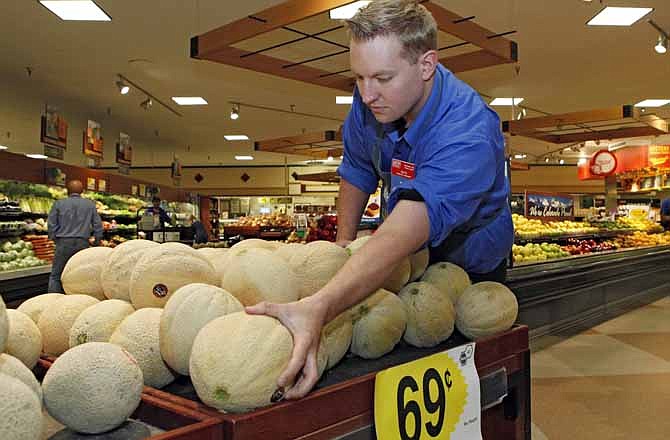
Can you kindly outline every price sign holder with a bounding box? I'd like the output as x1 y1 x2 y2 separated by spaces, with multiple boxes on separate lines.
374 342 482 440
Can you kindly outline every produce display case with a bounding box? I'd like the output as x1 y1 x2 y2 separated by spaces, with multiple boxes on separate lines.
141 326 530 440
33 359 224 440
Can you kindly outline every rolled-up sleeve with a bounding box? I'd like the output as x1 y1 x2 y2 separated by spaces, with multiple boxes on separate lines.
388 136 497 247
337 109 378 195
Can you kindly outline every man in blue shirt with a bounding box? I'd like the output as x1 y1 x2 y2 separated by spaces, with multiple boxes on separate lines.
47 179 103 292
661 198 670 230
247 0 513 399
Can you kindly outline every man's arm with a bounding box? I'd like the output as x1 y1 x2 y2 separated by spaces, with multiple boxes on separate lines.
247 199 430 399
336 179 371 245
47 202 59 241
92 209 103 244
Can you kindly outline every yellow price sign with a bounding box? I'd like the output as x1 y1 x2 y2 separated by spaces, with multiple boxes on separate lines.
374 343 480 440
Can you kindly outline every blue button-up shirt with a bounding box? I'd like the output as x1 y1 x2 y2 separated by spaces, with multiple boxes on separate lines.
48 194 103 241
338 64 513 274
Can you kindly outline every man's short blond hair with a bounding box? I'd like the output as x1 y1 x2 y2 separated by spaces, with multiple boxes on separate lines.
345 0 437 63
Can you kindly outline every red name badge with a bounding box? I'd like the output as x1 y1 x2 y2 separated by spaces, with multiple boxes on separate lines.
391 159 416 180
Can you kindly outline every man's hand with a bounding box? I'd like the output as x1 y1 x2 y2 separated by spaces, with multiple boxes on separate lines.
245 295 328 400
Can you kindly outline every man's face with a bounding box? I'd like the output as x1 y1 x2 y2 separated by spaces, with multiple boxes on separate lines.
350 35 426 124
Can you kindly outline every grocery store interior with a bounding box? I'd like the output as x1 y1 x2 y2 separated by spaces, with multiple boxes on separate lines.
1 0 670 439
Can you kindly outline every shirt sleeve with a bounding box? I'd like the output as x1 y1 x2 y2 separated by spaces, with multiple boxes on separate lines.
388 136 498 247
336 106 379 195
92 206 103 241
47 201 59 240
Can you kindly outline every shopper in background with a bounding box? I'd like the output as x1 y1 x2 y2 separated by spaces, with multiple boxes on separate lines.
247 0 513 399
190 214 209 244
661 197 670 230
47 179 103 293
148 196 171 226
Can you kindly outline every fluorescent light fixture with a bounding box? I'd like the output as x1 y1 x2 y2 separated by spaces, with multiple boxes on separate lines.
327 156 334 161
329 1 371 20
0 145 7 150
489 98 524 106
40 1 111 21
235 155 254 161
563 147 572 151
172 97 208 106
224 135 249 141
336 96 354 105
25 154 48 159
634 99 670 107
587 7 653 26
513 154 527 159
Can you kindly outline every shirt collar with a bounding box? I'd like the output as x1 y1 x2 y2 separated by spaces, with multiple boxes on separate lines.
402 64 444 149
69 193 81 198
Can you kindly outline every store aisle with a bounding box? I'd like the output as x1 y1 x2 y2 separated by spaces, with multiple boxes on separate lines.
530 296 670 439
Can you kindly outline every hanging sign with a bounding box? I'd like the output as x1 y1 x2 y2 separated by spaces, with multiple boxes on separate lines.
374 343 481 440
590 150 618 176
83 120 104 158
525 191 574 220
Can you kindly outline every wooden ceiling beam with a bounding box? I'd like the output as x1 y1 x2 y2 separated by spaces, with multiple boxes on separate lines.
441 49 514 74
193 0 353 57
255 130 340 152
530 126 666 144
503 106 636 135
639 114 669 133
424 2 517 62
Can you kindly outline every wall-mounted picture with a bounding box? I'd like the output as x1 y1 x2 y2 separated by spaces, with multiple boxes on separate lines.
116 132 132 165
131 184 139 196
86 177 96 191
98 179 107 192
138 184 146 197
41 105 68 149
83 120 104 158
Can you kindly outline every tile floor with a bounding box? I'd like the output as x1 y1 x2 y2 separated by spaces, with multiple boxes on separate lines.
531 296 670 440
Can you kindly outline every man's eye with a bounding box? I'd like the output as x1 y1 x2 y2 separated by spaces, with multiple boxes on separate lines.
378 77 391 83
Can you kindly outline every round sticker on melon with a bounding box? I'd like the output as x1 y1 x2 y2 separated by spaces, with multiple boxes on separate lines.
152 284 169 298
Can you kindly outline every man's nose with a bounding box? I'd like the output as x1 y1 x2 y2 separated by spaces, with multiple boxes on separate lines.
360 81 378 106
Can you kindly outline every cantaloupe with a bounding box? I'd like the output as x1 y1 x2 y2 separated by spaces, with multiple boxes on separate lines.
101 239 159 301
0 372 42 440
350 289 407 359
398 282 455 347
38 295 100 356
110 308 175 388
455 282 518 340
0 296 7 353
222 248 299 306
190 312 293 413
69 299 135 348
42 342 143 434
321 313 353 370
346 236 411 292
61 247 114 300
48 420 151 439
230 238 279 252
409 248 430 282
421 262 471 304
197 248 230 282
4 309 42 368
16 293 64 323
0 353 42 402
129 242 219 309
160 283 243 375
288 241 349 298
274 242 305 261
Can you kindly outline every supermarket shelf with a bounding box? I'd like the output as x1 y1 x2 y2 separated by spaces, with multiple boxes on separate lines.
0 264 51 282
514 229 635 244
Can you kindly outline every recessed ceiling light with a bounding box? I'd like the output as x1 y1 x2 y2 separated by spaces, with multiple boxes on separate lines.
0 145 7 150
235 155 254 161
559 159 565 165
490 98 524 106
172 97 208 106
634 99 670 107
224 135 249 141
39 1 111 21
587 7 653 26
25 154 48 159
336 96 354 105
329 1 371 20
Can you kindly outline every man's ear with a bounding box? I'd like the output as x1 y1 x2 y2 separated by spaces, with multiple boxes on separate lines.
419 50 438 81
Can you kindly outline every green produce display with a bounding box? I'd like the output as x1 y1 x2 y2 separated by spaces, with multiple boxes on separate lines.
0 239 47 272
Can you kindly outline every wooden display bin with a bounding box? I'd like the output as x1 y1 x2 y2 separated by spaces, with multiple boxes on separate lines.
34 359 224 440
143 325 530 440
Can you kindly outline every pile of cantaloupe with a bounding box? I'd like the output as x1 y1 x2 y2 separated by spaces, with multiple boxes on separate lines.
0 237 519 434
